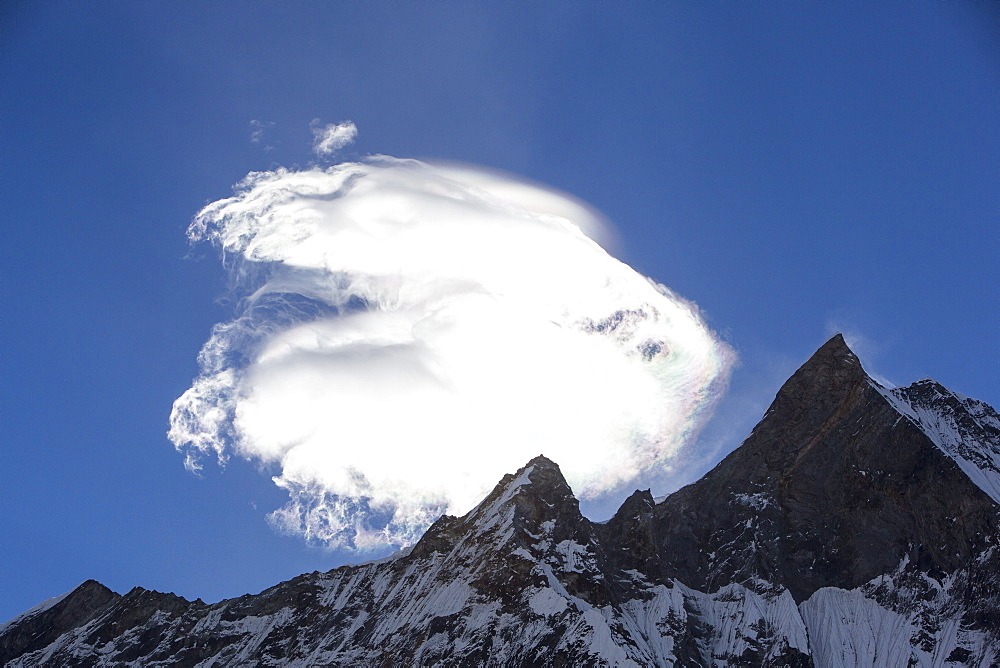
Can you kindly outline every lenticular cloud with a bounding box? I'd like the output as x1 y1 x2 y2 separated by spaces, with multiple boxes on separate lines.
169 156 735 550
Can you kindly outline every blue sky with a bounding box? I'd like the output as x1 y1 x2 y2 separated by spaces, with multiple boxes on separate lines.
2 2 997 622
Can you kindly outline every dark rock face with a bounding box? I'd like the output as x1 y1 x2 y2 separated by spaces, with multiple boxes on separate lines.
628 334 998 602
2 335 998 666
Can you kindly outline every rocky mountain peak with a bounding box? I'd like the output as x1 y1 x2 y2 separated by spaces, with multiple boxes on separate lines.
790 332 864 379
629 332 1000 604
700 333 873 484
463 455 579 523
410 454 587 560
0 579 118 661
760 333 866 434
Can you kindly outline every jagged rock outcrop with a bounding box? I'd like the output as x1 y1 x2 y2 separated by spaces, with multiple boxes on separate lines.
2 335 998 666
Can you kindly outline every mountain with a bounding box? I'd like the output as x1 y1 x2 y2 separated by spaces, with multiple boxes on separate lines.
2 335 998 666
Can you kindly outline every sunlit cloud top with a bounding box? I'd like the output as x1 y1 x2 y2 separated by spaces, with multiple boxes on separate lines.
169 155 735 550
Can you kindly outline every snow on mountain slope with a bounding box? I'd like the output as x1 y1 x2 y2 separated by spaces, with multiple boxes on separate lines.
0 590 72 637
801 568 997 668
876 378 1000 504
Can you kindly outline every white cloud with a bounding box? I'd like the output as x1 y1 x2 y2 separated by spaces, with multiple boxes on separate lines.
311 120 357 157
169 157 735 550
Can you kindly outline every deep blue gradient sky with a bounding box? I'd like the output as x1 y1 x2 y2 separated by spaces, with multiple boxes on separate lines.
2 2 997 622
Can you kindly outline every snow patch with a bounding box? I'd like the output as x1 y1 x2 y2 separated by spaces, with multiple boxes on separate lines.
528 588 568 617
732 492 773 510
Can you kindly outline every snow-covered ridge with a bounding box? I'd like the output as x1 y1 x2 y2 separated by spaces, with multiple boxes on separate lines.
873 378 1000 504
0 588 72 635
